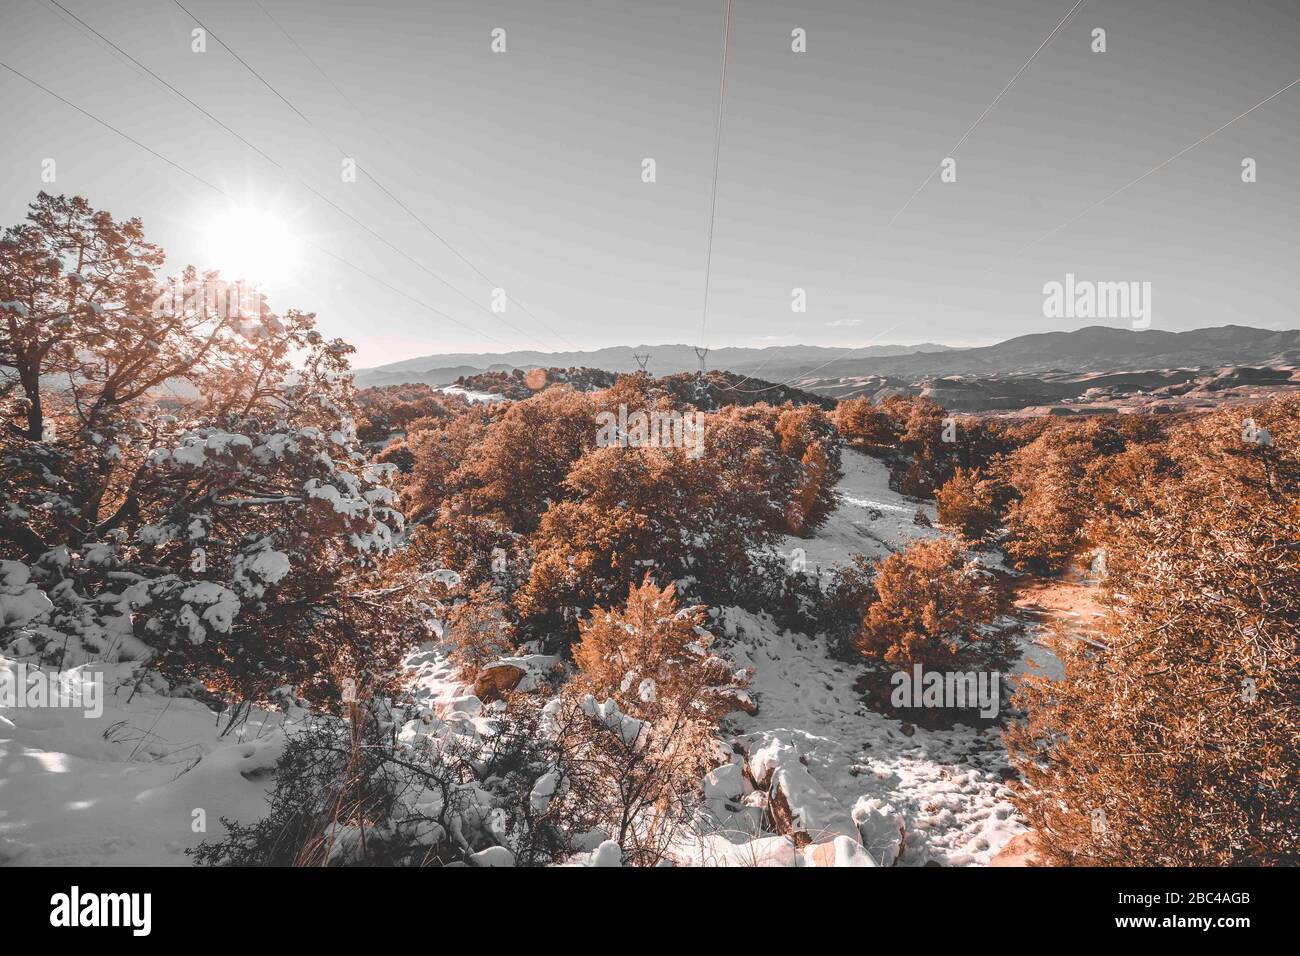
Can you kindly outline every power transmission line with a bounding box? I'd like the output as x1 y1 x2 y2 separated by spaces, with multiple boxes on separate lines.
248 0 579 351
0 57 514 350
1018 75 1300 253
38 0 541 350
698 0 732 349
167 0 568 353
46 0 529 346
887 0 1087 227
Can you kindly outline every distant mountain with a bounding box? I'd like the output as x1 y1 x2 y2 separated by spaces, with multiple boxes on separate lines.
353 327 1300 389
352 342 954 387
784 325 1300 382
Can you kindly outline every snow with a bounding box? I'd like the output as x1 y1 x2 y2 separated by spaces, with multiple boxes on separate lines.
685 450 1035 865
702 762 748 801
0 447 1050 867
0 658 288 866
439 386 505 404
716 608 1026 865
769 450 941 575
585 839 623 867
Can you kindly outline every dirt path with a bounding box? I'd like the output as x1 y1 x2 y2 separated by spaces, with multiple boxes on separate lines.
1012 575 1108 658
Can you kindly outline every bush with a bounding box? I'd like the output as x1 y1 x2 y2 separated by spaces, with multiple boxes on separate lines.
1006 399 1300 865
935 467 1000 540
857 537 1004 669
444 585 516 679
190 701 470 866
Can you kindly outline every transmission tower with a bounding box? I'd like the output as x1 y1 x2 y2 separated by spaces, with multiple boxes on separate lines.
694 346 709 376
634 352 651 374
693 346 710 399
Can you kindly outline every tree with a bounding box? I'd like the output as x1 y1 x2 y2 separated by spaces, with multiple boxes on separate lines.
775 404 842 535
834 397 900 452
0 194 422 708
563 579 748 864
452 387 596 532
935 467 1000 540
995 416 1167 574
857 537 1004 669
1007 399 1299 865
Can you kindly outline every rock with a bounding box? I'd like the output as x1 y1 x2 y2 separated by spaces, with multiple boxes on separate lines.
900 722 915 737
746 738 858 847
473 663 527 702
435 694 482 719
851 796 906 865
913 509 932 527
722 689 758 716
801 835 878 867
989 831 1045 867
702 762 749 801
469 846 514 867
587 840 623 867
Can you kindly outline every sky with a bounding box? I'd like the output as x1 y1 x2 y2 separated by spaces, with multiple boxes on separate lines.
1 0 1297 368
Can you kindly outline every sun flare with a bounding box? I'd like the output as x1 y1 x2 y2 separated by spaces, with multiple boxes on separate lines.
202 205 302 287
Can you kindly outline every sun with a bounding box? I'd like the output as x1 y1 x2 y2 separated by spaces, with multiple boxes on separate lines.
202 205 302 287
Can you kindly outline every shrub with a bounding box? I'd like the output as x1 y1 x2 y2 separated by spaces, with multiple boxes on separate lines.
857 537 1004 669
1006 399 1300 865
444 585 516 679
936 467 1000 540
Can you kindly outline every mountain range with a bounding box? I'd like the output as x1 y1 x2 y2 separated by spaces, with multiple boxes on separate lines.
354 326 1300 389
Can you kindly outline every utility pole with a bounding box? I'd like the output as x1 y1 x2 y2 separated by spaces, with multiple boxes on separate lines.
693 346 709 398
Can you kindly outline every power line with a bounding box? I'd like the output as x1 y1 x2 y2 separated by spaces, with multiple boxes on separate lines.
887 0 1086 227
698 0 732 348
248 0 578 351
43 0 282 167
0 57 514 350
42 0 525 346
1018 75 1300 253
168 0 566 353
0 59 221 196
170 0 310 125
39 0 541 351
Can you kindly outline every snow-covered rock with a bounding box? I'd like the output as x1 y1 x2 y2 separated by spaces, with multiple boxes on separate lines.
469 846 515 867
702 762 749 801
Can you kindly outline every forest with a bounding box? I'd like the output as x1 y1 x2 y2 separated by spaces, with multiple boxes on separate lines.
1 194 1295 866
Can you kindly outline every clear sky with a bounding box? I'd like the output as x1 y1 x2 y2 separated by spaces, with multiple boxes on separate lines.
2 0 1297 368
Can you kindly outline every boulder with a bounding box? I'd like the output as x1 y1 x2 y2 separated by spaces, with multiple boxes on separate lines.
746 738 858 847
702 762 749 801
801 835 879 867
851 796 906 865
722 689 759 716
989 830 1045 867
468 846 514 867
435 694 482 719
473 663 527 702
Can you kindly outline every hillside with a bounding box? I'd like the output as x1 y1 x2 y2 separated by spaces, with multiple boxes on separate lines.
354 326 1300 390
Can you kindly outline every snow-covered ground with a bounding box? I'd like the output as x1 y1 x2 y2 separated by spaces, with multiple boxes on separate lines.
438 385 505 404
769 450 940 574
706 608 1025 865
0 661 288 866
0 450 1044 867
697 450 1028 866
